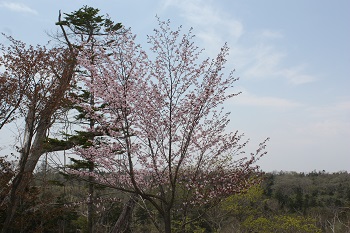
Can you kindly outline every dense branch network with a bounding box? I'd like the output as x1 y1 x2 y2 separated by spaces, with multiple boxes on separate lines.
73 19 268 232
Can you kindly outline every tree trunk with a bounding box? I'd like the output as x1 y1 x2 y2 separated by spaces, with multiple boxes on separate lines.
1 171 31 232
110 194 138 233
1 117 51 233
163 210 172 233
87 167 94 233
87 77 95 233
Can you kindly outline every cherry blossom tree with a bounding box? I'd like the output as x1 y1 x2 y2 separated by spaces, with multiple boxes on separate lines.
76 19 268 233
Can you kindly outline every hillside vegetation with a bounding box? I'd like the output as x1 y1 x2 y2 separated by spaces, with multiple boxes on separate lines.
1 164 349 232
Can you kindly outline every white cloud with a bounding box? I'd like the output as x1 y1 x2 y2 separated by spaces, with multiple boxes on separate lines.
231 90 302 108
289 100 350 143
244 45 316 85
259 29 284 40
0 2 37 14
162 0 243 55
243 45 285 77
334 101 350 111
307 100 350 119
302 120 350 137
282 65 317 85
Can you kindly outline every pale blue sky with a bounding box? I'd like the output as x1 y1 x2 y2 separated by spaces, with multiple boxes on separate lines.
0 0 349 172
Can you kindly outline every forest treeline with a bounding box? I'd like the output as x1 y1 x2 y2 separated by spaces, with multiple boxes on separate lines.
1 163 349 232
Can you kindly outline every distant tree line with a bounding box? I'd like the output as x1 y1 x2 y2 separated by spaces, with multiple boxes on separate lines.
1 165 349 232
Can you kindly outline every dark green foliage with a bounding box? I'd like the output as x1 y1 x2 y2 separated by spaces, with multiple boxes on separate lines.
56 5 122 36
68 157 94 170
65 131 97 148
42 131 95 152
262 171 350 232
264 171 350 211
0 184 80 232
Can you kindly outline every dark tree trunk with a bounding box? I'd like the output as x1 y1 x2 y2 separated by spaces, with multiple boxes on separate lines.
2 116 50 233
163 210 172 233
1 171 32 232
110 194 138 233
87 166 95 233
